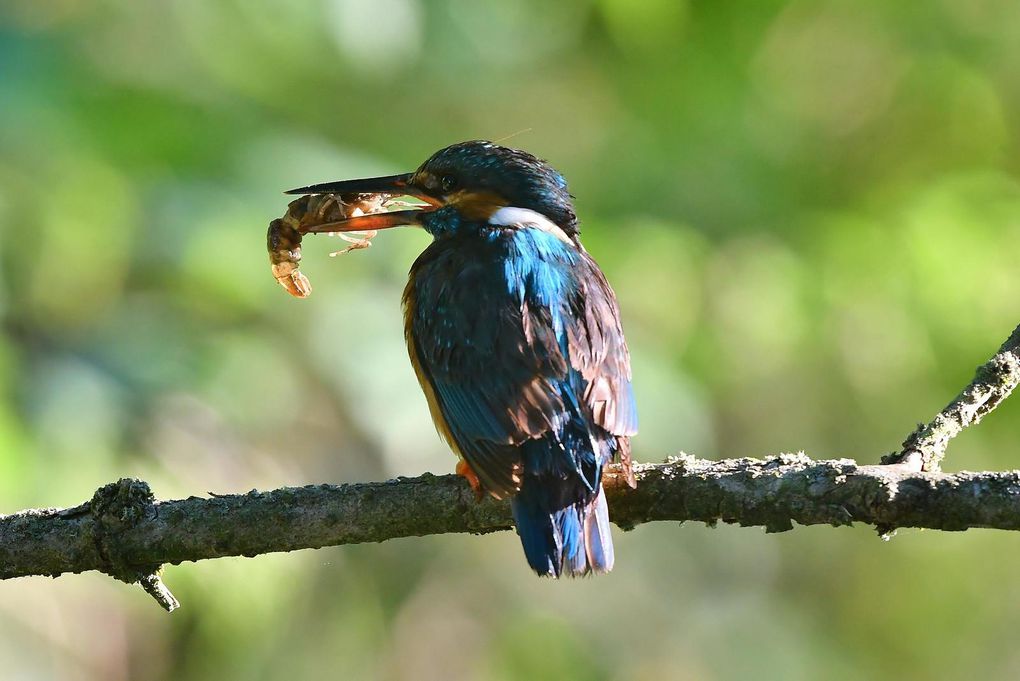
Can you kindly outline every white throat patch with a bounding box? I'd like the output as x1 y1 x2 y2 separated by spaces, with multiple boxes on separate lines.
488 206 572 244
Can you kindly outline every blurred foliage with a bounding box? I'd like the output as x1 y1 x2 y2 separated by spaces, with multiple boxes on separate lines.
1 1 1019 679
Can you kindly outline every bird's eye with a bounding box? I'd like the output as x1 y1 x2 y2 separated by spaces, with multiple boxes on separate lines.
440 175 457 192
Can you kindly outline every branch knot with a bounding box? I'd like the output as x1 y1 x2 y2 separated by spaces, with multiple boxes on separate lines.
89 478 157 582
89 478 179 612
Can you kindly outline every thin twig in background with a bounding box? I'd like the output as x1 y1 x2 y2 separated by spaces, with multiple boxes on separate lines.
885 323 1020 471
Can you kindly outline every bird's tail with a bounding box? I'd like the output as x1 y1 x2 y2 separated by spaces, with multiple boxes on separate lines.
511 483 615 578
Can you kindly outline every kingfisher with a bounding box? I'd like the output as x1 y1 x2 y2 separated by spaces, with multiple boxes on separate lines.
287 141 637 576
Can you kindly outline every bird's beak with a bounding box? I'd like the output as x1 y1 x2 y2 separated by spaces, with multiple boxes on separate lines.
284 172 442 233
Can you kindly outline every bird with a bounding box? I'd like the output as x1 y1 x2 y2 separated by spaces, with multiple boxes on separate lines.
286 141 637 577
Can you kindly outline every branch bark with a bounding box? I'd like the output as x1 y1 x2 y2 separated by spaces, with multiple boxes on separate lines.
1 323 1018 611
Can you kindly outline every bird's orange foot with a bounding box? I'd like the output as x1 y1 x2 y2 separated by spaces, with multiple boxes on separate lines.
456 459 484 502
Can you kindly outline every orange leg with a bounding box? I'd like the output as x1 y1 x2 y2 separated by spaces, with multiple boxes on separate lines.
456 459 484 502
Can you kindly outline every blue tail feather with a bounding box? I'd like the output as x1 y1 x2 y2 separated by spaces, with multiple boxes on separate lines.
508 387 618 577
511 481 614 577
511 489 559 577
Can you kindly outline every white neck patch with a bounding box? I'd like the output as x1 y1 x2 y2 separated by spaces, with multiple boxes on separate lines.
488 206 572 244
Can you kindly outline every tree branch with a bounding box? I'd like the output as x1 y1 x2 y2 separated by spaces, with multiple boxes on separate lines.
2 323 1018 611
5 456 1020 595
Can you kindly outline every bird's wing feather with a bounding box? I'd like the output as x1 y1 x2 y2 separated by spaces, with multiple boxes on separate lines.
568 252 639 438
567 251 638 486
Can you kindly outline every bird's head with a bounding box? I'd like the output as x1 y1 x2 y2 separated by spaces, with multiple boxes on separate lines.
286 141 578 239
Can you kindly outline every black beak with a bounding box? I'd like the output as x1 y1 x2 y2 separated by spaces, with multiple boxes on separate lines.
284 172 442 233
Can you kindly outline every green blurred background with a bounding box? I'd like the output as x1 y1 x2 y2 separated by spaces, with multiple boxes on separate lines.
2 1 1019 679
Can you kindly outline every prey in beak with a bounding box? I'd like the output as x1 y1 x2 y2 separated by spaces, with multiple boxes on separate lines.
285 172 443 234
267 172 442 298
